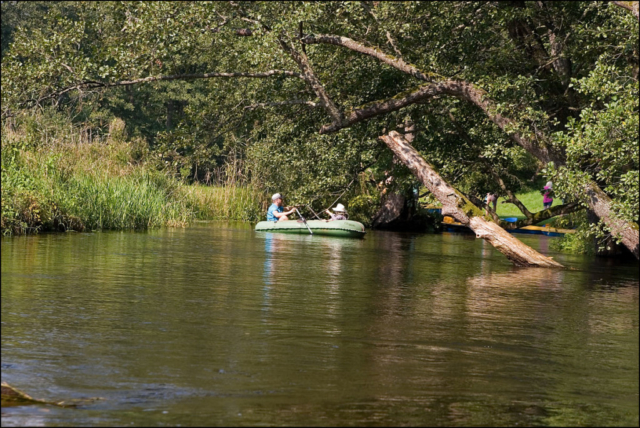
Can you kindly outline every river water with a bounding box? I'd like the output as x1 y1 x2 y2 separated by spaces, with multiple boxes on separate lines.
1 222 638 426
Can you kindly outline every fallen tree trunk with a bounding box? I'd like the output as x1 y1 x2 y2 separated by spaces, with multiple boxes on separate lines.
379 131 563 268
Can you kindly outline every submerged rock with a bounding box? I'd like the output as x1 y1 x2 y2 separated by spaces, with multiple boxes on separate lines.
1 382 101 408
2 383 45 407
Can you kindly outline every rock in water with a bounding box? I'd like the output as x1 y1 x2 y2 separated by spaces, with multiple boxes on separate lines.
1 382 41 407
1 382 102 408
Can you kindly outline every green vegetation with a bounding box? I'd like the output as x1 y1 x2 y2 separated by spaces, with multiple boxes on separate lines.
1 123 187 234
184 185 266 222
549 211 597 255
1 117 267 236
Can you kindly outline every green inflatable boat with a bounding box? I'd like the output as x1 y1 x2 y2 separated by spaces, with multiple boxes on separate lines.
255 219 366 238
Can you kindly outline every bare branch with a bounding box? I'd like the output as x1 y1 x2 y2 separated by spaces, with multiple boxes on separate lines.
385 31 404 58
244 100 319 110
60 63 75 74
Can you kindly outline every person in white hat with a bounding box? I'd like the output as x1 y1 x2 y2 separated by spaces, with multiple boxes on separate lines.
267 193 296 222
324 203 349 221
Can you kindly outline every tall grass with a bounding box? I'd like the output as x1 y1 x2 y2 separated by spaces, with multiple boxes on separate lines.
183 185 268 222
62 170 192 230
1 115 272 235
1 141 193 235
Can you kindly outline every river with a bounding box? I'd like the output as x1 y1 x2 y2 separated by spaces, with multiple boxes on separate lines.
1 222 638 426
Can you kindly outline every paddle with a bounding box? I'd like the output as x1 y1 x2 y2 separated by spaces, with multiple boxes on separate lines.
294 207 313 235
305 204 323 220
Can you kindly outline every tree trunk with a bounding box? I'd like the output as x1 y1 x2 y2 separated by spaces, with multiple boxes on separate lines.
586 192 639 258
372 193 405 228
379 131 563 268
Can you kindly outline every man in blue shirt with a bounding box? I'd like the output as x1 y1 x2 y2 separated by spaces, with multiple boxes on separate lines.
267 193 296 222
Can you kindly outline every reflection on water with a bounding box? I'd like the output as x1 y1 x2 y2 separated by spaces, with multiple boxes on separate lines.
1 224 638 427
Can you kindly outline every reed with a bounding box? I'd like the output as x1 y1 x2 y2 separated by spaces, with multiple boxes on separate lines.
1 119 270 234
183 185 268 222
1 124 195 234
61 170 193 231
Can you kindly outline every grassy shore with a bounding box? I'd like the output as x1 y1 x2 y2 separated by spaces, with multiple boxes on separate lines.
1 125 266 235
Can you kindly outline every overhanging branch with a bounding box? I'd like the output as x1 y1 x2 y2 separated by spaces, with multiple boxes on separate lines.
278 36 345 125
301 34 436 82
319 83 445 133
304 33 564 165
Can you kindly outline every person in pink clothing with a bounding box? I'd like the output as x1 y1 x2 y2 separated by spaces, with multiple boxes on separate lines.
485 193 497 212
542 181 553 209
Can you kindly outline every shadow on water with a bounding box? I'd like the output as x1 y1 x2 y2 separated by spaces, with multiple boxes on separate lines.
1 223 638 426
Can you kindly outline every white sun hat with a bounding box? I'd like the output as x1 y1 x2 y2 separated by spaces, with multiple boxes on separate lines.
545 181 553 188
271 193 282 201
332 203 346 213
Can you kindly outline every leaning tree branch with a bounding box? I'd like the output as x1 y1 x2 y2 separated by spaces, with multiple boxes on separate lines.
319 83 445 134
303 33 564 165
301 34 437 82
380 131 563 267
319 78 564 165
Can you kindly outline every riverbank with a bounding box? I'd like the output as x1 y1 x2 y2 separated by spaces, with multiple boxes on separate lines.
0 124 578 243
1 132 266 236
